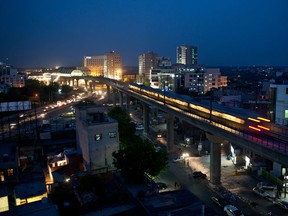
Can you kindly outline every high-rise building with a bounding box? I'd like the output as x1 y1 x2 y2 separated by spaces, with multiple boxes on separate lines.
104 51 122 80
83 56 105 76
0 62 25 88
176 45 198 66
138 52 159 83
174 67 227 94
83 51 122 80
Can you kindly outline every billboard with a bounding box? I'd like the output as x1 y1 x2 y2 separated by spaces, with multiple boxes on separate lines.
0 101 32 112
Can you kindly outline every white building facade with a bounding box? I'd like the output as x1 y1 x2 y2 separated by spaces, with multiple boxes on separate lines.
0 63 25 88
176 45 198 66
175 67 227 94
270 84 288 126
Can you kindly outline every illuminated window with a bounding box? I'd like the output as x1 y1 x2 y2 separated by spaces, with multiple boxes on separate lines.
7 169 13 176
285 110 288 119
0 171 4 182
109 132 117 138
95 134 102 141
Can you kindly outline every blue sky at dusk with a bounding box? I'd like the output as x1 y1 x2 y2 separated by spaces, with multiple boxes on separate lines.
0 0 287 68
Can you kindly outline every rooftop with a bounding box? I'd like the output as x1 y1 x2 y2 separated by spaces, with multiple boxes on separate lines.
14 181 46 199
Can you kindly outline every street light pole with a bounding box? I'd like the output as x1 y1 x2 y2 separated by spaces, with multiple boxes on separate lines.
164 82 166 105
209 91 214 123
163 80 168 105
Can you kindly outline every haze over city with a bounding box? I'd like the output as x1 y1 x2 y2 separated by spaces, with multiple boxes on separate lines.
0 0 288 68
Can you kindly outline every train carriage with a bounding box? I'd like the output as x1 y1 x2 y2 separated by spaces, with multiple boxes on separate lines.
128 83 288 141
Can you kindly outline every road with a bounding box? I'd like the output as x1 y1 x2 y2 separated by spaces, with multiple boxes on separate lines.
128 107 287 216
152 147 288 216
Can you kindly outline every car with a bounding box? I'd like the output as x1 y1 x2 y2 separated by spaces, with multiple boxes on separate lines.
25 130 34 135
155 182 167 190
258 182 277 190
273 200 288 211
135 125 144 130
223 205 244 216
211 196 229 208
10 123 17 129
252 187 269 197
173 156 183 162
136 126 144 130
192 171 207 179
156 134 163 138
154 146 161 152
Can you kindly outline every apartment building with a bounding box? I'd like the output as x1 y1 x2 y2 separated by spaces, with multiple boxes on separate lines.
75 105 119 174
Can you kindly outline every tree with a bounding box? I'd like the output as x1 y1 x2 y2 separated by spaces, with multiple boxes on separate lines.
5 87 28 101
108 107 169 182
23 79 43 97
61 84 73 96
46 82 60 102
143 79 151 86
112 138 168 182
107 106 136 144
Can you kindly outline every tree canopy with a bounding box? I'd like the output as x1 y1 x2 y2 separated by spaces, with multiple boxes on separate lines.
108 107 169 182
61 84 73 95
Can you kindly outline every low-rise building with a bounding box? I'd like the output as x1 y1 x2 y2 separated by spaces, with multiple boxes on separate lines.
0 186 9 213
75 105 119 174
47 149 83 187
14 181 47 206
0 142 18 184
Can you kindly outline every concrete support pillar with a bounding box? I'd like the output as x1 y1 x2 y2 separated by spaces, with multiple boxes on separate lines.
166 113 174 152
85 80 88 90
126 95 130 110
89 82 93 94
142 103 149 135
271 162 282 177
92 81 95 91
106 85 110 102
113 89 117 106
206 132 222 186
119 92 123 108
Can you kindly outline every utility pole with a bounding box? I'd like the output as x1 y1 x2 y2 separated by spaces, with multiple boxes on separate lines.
209 90 214 123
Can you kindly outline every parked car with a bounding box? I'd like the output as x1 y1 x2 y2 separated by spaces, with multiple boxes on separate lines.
224 205 244 216
173 156 183 162
192 171 207 179
211 196 229 208
154 145 161 152
135 125 144 130
258 182 277 190
155 182 167 190
252 187 269 197
273 200 288 211
173 153 189 163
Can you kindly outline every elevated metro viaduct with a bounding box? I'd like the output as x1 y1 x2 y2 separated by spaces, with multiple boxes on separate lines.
63 76 288 186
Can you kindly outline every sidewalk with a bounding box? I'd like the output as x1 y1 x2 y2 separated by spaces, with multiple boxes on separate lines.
175 142 288 215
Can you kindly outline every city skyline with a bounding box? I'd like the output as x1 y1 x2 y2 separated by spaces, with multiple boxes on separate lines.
0 0 288 68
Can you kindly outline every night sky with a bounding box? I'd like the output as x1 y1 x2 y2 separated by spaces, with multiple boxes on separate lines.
0 0 287 68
